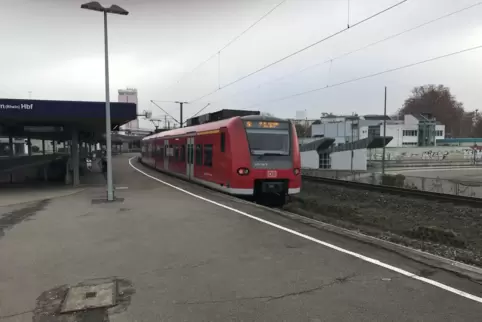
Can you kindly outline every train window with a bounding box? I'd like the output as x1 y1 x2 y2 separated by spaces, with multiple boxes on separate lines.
180 145 186 162
174 145 179 161
195 144 202 165
220 133 225 152
204 144 213 167
169 145 173 158
246 128 290 156
160 147 164 158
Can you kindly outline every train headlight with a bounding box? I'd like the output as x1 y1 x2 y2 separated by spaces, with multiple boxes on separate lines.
293 168 300 176
237 168 250 176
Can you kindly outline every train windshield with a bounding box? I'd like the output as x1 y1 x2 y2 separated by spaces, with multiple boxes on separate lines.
246 128 290 156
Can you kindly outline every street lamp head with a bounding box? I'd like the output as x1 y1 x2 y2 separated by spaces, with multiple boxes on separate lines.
106 5 129 15
80 1 105 12
81 2 129 15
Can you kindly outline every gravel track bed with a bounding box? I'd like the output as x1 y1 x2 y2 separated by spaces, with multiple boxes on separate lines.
285 181 482 267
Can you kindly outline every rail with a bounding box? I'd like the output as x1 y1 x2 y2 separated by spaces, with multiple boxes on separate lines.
302 174 482 206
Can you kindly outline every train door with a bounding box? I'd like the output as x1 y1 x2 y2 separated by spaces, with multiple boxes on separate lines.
186 137 194 179
164 139 169 170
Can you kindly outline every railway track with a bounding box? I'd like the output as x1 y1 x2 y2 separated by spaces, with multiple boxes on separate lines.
302 175 482 207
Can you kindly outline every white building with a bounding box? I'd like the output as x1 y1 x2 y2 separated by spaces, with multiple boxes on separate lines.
118 88 139 129
311 114 445 148
311 114 388 145
380 114 445 147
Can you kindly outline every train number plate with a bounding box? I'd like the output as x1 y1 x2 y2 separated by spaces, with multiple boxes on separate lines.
267 170 278 178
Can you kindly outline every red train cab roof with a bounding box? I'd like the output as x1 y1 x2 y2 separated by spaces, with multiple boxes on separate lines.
142 115 288 141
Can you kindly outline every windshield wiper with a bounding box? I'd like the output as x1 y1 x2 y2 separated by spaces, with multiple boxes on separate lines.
255 153 286 159
261 152 285 156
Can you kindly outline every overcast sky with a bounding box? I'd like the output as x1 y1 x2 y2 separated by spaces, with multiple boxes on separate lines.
1 0 482 129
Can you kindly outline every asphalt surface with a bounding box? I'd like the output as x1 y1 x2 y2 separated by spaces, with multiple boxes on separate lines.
0 154 481 321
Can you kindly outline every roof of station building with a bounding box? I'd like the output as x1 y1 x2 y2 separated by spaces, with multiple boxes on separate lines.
0 98 137 140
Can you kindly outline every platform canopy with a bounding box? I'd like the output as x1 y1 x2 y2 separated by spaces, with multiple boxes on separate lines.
0 98 137 141
299 138 336 152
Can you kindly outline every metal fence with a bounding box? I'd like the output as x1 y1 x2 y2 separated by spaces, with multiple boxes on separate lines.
302 168 482 199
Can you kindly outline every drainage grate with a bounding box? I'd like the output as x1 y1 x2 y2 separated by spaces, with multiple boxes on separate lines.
61 282 116 313
91 197 125 204
85 291 97 299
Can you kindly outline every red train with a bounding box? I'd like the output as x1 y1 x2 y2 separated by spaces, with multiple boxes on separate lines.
140 114 301 205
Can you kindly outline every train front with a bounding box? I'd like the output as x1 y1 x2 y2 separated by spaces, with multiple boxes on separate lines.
240 116 301 204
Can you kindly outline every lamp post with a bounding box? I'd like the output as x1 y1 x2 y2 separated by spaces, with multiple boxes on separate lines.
81 2 128 201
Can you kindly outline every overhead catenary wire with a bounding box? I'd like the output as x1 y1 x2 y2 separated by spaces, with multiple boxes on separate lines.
151 100 184 114
205 1 482 108
244 44 482 109
161 0 288 93
188 0 409 104
151 100 181 103
218 52 221 90
347 0 351 28
150 100 180 124
185 103 211 123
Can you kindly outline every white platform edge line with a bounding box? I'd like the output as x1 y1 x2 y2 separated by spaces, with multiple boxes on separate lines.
128 157 482 304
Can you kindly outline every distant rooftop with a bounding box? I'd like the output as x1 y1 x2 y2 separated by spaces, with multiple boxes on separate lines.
319 114 391 121
363 114 391 120
186 109 260 126
320 114 352 118
315 113 444 125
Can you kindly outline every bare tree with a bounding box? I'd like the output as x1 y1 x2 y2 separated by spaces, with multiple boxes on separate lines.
472 115 482 138
399 85 466 137
294 122 312 137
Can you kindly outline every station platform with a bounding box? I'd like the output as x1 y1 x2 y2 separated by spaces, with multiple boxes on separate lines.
0 154 481 321
0 98 137 187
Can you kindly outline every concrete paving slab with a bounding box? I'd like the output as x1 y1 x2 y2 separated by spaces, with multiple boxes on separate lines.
0 186 84 207
0 154 481 321
61 282 115 313
0 313 32 322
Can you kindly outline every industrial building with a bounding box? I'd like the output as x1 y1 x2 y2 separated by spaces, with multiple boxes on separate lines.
300 136 391 171
301 113 448 171
311 114 445 148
